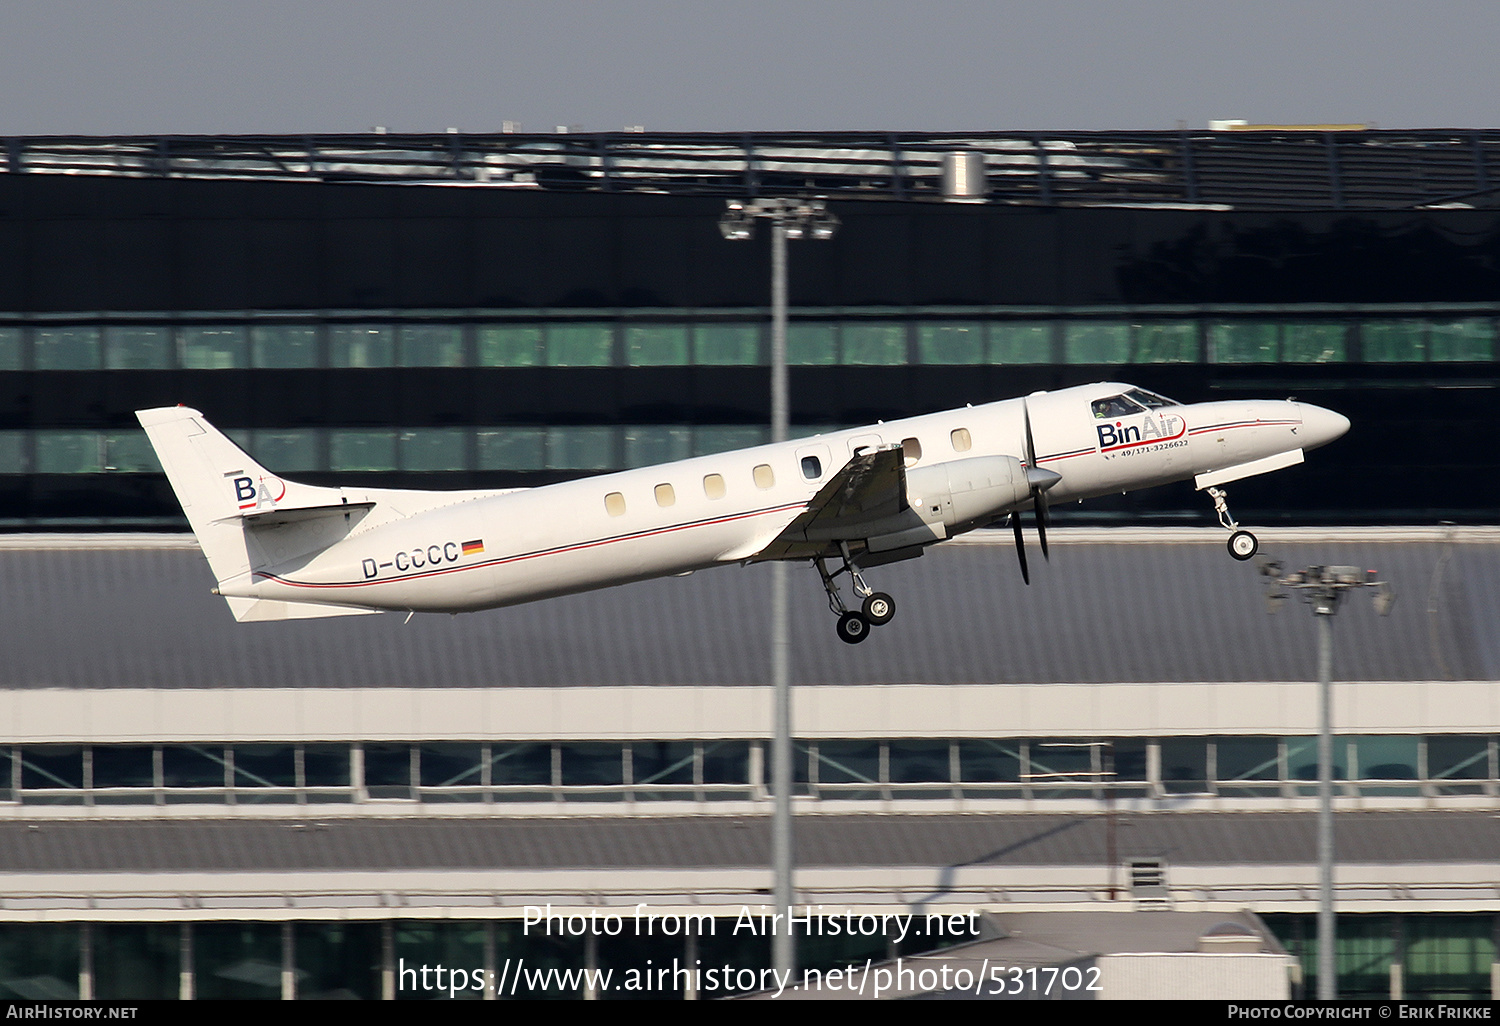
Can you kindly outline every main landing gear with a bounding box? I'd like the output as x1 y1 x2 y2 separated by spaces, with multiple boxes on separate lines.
817 543 896 645
1206 486 1259 561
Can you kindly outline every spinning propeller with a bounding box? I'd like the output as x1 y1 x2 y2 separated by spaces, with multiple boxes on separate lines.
1011 398 1062 585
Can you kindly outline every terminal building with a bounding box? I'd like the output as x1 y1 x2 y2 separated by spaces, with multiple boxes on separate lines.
0 131 1498 1000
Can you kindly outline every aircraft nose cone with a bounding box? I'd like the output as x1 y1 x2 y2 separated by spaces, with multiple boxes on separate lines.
1297 403 1351 450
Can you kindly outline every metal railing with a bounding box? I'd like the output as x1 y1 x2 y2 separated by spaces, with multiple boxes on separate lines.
5 130 1500 209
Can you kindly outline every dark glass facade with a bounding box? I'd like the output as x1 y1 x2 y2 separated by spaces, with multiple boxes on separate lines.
2 173 1497 526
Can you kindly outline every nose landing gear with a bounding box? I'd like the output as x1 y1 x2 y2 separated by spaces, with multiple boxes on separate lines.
1206 486 1259 561
816 543 896 644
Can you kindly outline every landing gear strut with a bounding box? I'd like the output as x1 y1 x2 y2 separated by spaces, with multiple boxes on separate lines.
816 543 896 644
1206 486 1259 561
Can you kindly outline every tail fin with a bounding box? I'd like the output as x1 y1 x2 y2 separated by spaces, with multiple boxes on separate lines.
136 407 375 621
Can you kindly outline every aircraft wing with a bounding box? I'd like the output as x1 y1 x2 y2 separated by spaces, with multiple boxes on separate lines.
749 447 907 562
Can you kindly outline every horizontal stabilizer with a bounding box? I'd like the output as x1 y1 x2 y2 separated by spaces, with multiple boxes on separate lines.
225 596 382 622
239 501 375 528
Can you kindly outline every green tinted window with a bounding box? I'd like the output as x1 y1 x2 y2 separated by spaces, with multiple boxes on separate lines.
787 323 836 365
631 741 696 786
815 741 881 784
252 324 319 368
330 430 397 471
1210 323 1278 363
989 322 1051 364
546 426 613 469
399 428 467 471
0 432 25 473
700 740 751 784
1362 320 1425 362
626 325 689 366
694 425 766 455
623 425 692 468
35 432 101 473
231 745 297 787
477 326 541 366
842 322 906 364
917 323 983 364
1064 323 1129 363
1028 740 1095 781
420 744 485 787
1283 323 1345 363
957 739 1021 782
34 326 100 370
1215 737 1281 781
328 325 392 368
694 323 759 365
886 740 952 783
1351 736 1418 779
1429 319 1494 361
559 742 623 785
477 428 545 470
1427 736 1490 781
547 323 613 366
1133 322 1198 363
180 326 247 369
253 430 321 472
104 326 172 369
103 433 159 472
1160 738 1210 793
0 327 20 369
303 745 351 787
398 324 464 367
1286 737 1342 781
489 742 552 786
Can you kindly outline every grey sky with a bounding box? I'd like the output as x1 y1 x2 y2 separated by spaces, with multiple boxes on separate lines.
2 1 1497 135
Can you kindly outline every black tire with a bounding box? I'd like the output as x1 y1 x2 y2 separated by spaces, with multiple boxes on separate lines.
1228 530 1259 561
862 592 896 626
836 612 871 644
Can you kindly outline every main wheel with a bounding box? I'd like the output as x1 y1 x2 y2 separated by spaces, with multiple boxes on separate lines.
1228 530 1258 561
861 592 895 626
836 611 871 644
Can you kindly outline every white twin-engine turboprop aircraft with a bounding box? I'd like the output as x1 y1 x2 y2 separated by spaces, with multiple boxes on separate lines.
137 382 1349 644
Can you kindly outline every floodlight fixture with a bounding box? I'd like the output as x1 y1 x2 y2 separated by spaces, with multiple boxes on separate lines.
720 196 838 982
1259 558 1393 999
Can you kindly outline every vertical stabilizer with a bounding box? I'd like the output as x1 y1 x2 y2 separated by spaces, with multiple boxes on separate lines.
135 406 344 588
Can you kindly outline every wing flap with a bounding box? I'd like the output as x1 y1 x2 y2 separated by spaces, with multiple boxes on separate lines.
749 447 909 563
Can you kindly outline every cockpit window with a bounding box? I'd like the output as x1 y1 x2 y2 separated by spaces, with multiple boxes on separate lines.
1125 388 1181 409
1091 394 1146 419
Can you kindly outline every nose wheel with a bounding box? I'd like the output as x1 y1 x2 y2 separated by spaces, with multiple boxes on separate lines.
817 546 897 644
1207 486 1259 561
1228 530 1259 561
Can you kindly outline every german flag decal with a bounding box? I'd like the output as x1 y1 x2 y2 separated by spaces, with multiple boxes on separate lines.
461 539 485 555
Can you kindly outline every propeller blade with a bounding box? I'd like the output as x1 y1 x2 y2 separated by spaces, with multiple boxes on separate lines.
1037 490 1050 560
1011 513 1030 585
1022 397 1037 469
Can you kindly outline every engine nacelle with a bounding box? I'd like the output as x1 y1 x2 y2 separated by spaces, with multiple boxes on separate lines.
905 455 1031 529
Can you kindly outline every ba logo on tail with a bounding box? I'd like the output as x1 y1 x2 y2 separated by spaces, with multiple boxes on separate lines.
233 475 285 511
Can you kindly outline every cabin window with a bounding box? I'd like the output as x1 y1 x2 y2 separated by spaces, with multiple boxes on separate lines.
753 464 775 490
800 455 822 480
604 492 626 517
901 437 922 467
950 428 972 453
703 473 726 499
654 483 676 507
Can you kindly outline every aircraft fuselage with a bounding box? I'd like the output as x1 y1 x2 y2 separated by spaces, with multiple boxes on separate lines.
207 382 1348 616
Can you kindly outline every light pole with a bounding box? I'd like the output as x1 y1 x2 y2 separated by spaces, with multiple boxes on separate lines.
719 198 838 978
1263 562 1394 1000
